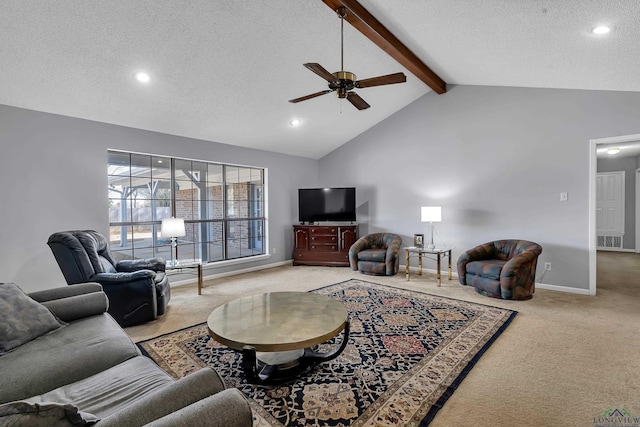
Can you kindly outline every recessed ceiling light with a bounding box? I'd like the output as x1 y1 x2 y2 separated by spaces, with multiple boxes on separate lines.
607 147 620 155
289 118 301 127
592 26 611 35
135 71 150 83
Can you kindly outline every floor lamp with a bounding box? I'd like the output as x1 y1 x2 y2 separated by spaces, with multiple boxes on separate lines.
421 206 441 250
161 217 185 267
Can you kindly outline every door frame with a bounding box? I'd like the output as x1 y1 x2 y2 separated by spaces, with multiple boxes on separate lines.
589 133 640 296
636 168 640 253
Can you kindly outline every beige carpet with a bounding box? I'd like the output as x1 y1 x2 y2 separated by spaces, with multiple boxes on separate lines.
126 252 640 427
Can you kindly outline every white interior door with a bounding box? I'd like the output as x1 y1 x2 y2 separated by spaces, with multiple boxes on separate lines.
596 171 625 249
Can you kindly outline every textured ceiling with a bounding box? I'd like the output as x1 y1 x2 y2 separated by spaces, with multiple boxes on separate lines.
1 1 638 159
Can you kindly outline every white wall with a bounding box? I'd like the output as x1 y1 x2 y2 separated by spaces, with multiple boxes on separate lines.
0 105 318 292
319 85 640 291
4 85 640 294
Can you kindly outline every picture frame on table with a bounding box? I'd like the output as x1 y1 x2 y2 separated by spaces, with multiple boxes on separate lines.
414 234 424 248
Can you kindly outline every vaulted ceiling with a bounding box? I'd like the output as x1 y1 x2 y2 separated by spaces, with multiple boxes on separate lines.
1 1 638 159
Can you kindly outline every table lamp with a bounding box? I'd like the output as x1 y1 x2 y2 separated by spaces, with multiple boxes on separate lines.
161 217 185 267
421 206 441 250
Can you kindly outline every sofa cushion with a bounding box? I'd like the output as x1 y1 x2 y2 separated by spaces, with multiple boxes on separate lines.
0 313 140 404
0 283 66 356
466 259 506 280
28 356 174 419
0 401 98 426
356 249 387 262
357 261 386 275
465 274 501 298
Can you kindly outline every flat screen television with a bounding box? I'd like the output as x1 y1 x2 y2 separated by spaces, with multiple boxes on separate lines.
298 187 356 223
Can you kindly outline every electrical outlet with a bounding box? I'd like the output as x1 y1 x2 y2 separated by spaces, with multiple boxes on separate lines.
544 262 551 271
272 247 277 254
560 192 568 202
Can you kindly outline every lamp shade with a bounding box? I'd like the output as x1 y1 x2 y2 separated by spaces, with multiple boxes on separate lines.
421 206 441 223
161 217 186 238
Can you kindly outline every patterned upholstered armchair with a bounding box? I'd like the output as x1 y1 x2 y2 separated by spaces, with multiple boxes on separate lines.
457 239 542 300
349 233 403 276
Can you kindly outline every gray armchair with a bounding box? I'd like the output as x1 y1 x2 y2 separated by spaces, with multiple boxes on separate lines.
47 230 170 326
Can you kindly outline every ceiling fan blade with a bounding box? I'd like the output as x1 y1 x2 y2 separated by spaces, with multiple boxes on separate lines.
288 90 334 103
346 92 370 110
303 63 338 82
355 72 407 88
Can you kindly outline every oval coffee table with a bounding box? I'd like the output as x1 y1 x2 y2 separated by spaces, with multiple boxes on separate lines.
207 292 350 384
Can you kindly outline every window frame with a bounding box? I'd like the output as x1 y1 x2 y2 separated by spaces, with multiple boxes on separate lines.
107 150 267 264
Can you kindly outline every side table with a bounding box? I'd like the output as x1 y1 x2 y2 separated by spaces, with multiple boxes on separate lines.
404 247 454 286
166 262 203 295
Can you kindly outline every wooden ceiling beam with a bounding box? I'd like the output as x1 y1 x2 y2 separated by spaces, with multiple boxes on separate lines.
322 0 446 94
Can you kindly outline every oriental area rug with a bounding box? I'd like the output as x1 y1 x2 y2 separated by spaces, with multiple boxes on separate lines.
137 279 516 426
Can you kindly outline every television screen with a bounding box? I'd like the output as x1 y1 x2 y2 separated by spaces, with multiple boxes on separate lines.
298 187 356 223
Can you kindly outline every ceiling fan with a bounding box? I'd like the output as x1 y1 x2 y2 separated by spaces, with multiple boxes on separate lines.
288 7 407 110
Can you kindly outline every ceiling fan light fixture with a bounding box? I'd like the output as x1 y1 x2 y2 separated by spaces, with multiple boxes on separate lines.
135 71 150 83
591 26 611 35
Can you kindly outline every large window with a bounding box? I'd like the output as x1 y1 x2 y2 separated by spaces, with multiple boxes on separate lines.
108 150 266 263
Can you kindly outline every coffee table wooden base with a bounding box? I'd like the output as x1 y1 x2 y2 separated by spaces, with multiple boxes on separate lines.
241 319 350 384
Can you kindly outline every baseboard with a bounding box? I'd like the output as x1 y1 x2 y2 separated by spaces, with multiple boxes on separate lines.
170 259 294 287
596 247 636 253
401 265 592 296
535 283 592 295
172 261 592 296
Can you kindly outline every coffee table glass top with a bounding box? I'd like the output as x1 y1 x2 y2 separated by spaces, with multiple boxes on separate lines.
404 246 454 254
207 292 347 352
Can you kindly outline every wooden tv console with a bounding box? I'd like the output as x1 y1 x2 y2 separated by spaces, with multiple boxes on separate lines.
292 224 358 267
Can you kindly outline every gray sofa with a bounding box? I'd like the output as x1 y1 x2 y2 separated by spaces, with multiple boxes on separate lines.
0 282 252 426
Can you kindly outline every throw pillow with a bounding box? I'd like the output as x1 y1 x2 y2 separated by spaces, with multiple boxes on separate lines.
0 283 66 356
0 401 99 426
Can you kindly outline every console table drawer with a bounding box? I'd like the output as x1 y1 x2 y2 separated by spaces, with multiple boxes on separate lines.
310 244 337 252
310 235 337 244
310 227 337 236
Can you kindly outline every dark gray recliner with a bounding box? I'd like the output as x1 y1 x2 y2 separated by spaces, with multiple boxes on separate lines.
47 230 170 327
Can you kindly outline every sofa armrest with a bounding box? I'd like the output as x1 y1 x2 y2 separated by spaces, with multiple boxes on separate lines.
116 258 166 273
348 237 369 271
495 248 541 299
90 273 157 326
92 270 155 284
384 236 402 275
28 282 103 303
144 389 252 427
96 368 233 427
42 292 109 323
28 283 109 322
500 250 540 289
